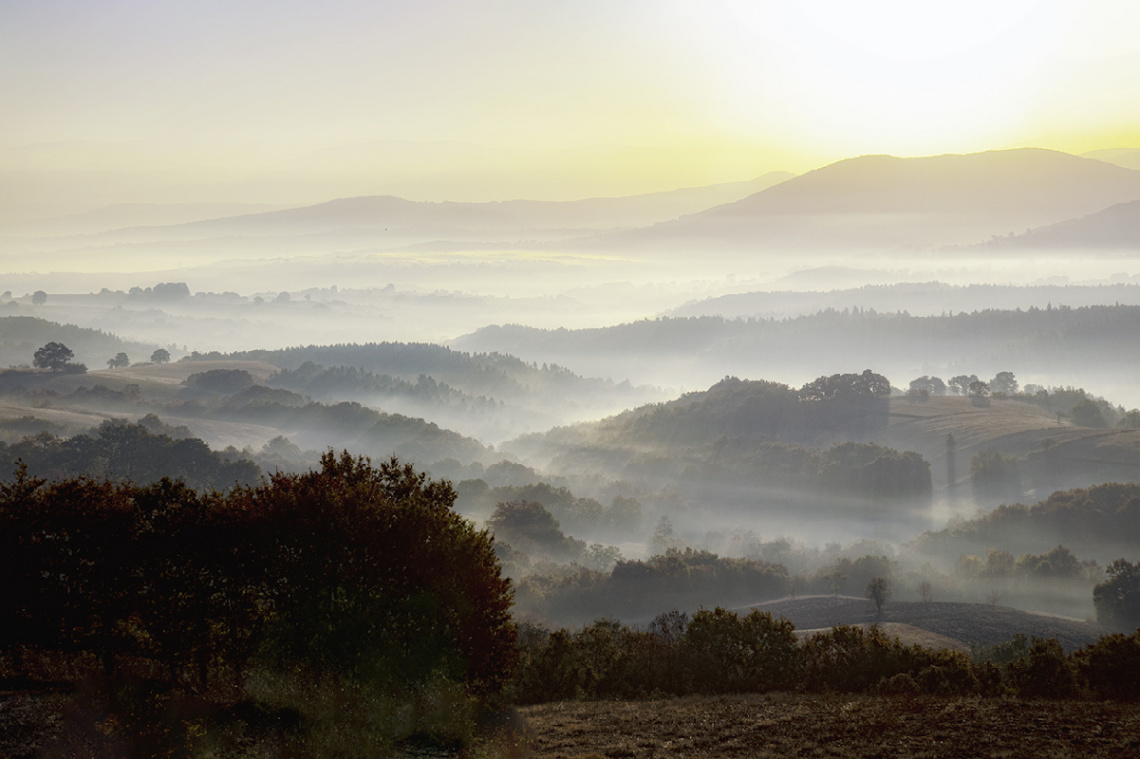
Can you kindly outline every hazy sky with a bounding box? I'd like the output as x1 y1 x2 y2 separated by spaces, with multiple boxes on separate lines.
2 0 1138 215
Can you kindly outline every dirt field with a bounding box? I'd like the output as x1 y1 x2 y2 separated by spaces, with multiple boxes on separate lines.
518 694 1140 758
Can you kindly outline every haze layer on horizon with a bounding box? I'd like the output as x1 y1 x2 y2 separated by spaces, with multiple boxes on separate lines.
3 0 1139 222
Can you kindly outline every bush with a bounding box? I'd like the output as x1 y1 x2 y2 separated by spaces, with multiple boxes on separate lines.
1077 632 1140 700
681 608 800 693
877 673 921 696
1008 638 1078 699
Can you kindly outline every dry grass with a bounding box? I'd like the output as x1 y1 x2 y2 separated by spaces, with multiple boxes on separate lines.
518 694 1140 758
793 622 970 652
96 360 280 385
882 396 1140 476
740 596 1106 652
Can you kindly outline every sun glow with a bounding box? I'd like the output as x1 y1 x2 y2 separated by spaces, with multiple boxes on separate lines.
689 1 1084 156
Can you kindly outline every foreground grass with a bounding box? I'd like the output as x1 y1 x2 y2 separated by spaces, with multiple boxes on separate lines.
519 693 1140 758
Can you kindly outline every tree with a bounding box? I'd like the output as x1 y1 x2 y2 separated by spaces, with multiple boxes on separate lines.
967 379 990 398
948 374 977 396
799 369 890 402
151 348 171 364
989 371 1018 396
908 375 946 397
245 452 517 694
487 499 584 562
107 352 130 369
1094 559 1140 632
31 290 47 305
866 576 891 613
1071 398 1108 428
33 341 74 371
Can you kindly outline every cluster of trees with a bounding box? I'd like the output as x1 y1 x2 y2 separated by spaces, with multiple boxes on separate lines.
907 371 1018 400
28 340 170 372
801 554 894 598
0 420 260 491
594 371 892 447
918 483 1140 562
127 282 191 300
956 545 1099 583
460 480 642 540
1095 560 1140 632
906 372 1136 428
172 383 489 466
185 341 620 402
633 439 931 506
513 547 792 625
0 453 516 697
545 372 930 509
507 609 1140 703
269 361 498 412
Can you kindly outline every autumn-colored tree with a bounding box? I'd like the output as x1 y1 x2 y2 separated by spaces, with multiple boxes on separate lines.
244 451 517 694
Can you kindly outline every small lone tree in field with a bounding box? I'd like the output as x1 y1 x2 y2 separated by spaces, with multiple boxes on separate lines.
150 348 171 364
867 576 891 613
107 352 130 369
33 341 74 371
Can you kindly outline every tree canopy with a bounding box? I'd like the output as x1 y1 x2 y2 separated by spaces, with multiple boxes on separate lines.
0 451 517 697
1094 560 1140 632
32 341 74 371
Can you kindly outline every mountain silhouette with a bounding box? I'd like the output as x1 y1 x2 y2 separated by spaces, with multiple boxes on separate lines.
602 149 1140 251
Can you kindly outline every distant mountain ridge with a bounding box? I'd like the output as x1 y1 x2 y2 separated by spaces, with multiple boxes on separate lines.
979 199 1140 250
599 148 1140 250
667 283 1140 320
22 173 795 242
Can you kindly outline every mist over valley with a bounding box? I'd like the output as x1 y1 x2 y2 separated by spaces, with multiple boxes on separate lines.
3 149 1138 638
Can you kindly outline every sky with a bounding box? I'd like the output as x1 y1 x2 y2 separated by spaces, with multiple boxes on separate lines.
2 0 1139 218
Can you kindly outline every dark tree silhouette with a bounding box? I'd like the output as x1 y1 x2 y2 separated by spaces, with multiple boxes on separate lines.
866 576 891 613
151 348 171 364
33 341 74 371
1094 559 1140 632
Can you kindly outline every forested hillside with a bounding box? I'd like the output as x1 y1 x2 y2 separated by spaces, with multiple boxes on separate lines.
511 372 932 520
454 305 1140 408
914 483 1140 564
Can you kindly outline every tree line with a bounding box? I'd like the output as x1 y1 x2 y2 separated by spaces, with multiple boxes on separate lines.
507 608 1140 703
0 419 260 491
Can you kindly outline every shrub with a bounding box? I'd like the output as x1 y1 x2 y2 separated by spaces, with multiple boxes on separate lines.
1077 632 1140 700
1007 638 1078 699
877 673 921 697
681 608 800 693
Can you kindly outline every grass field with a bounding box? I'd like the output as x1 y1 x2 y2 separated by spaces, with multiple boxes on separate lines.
517 694 1140 758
